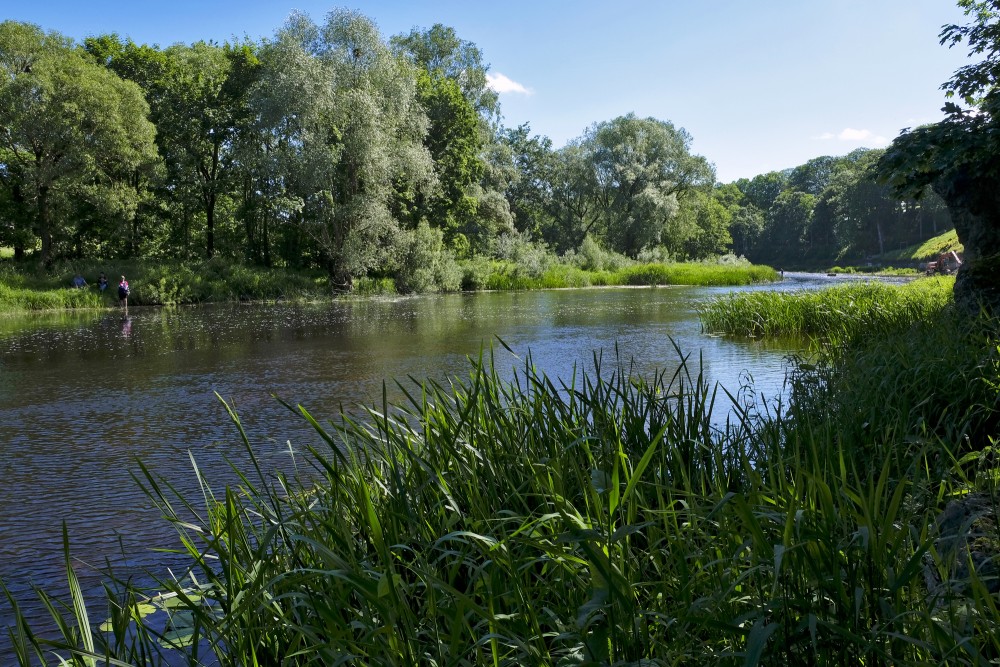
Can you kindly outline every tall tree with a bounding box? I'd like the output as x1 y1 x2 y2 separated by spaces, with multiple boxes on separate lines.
499 123 556 240
392 24 512 251
391 24 499 121
575 114 715 256
0 21 158 264
158 42 258 258
256 10 434 287
85 36 259 258
879 0 1000 313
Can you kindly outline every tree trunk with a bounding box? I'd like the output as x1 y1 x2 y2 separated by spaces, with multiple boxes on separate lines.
38 185 52 266
206 198 216 258
934 166 1000 316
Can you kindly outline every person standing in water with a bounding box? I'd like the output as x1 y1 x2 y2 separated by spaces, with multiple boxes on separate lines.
118 275 130 308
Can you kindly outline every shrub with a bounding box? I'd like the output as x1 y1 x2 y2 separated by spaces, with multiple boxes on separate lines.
394 222 461 294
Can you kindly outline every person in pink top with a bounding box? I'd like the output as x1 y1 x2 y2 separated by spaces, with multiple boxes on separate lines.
118 275 130 308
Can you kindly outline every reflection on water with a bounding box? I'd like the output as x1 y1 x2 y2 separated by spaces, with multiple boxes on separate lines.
0 277 854 632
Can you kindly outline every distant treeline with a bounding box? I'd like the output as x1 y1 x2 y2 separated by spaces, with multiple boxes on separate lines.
0 11 950 288
731 150 951 267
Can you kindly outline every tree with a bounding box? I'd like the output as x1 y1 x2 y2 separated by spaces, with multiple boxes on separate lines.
0 21 158 264
391 24 499 122
407 68 484 238
764 190 815 258
85 36 260 259
256 10 434 287
574 114 715 257
735 171 786 213
879 0 1000 313
499 123 556 240
679 188 734 259
157 42 258 258
392 24 513 251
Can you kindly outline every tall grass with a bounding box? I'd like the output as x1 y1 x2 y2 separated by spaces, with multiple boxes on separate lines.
0 259 328 312
699 276 954 340
6 310 1000 664
464 260 777 292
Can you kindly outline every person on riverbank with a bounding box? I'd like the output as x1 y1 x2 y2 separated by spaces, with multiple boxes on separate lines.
97 273 108 293
72 273 87 288
118 275 130 308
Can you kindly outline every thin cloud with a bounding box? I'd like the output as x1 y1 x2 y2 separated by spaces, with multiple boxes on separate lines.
813 127 888 146
487 72 532 95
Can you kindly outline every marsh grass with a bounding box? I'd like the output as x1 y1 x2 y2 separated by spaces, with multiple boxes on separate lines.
0 259 328 312
698 277 954 340
467 260 777 292
6 310 1000 665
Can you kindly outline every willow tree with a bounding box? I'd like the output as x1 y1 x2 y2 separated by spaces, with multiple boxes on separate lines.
0 21 158 263
256 10 434 287
573 114 715 257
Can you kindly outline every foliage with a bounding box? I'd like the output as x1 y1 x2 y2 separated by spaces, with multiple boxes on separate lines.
0 258 326 311
563 235 634 272
393 220 463 293
571 114 716 257
909 228 964 260
729 150 953 269
0 21 159 264
877 1 1000 313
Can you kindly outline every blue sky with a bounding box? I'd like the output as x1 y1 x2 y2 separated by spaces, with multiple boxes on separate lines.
5 0 974 182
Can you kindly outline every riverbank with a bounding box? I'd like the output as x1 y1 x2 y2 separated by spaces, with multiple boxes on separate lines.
5 279 1000 665
0 256 778 314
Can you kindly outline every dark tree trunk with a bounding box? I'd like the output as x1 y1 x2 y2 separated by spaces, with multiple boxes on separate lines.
38 185 52 266
205 198 216 258
934 166 1000 316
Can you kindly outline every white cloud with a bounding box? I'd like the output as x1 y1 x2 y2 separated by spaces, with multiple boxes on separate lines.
813 127 888 146
486 72 532 95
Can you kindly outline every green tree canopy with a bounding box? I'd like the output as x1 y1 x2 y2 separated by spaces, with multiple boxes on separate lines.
255 9 435 287
879 0 1000 313
0 21 158 263
571 114 715 257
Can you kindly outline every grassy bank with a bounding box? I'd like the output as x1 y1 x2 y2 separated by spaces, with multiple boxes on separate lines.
0 257 778 314
698 276 954 340
5 281 1000 665
464 259 777 291
0 258 329 312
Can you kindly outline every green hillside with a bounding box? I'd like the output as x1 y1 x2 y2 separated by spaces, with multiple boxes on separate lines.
882 229 962 262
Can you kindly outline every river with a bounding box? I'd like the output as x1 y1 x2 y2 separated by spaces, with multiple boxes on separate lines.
0 273 860 635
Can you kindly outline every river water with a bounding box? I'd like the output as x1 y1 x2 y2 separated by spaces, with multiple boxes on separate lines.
0 273 855 635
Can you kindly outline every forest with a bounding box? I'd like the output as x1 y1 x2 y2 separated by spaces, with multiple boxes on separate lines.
0 11 952 292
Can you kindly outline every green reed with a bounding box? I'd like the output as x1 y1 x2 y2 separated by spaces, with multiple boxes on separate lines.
698 276 954 340
472 261 777 292
6 313 1000 665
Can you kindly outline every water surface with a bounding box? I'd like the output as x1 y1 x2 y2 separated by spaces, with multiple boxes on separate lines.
0 275 852 629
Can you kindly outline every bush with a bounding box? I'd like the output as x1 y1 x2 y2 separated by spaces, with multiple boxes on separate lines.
566 236 634 272
490 231 555 279
394 222 461 294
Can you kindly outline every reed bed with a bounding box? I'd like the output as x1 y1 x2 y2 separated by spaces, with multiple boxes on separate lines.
698 276 954 340
6 311 1000 665
471 261 777 292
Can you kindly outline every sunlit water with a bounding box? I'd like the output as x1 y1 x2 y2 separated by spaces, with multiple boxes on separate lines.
0 273 887 641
